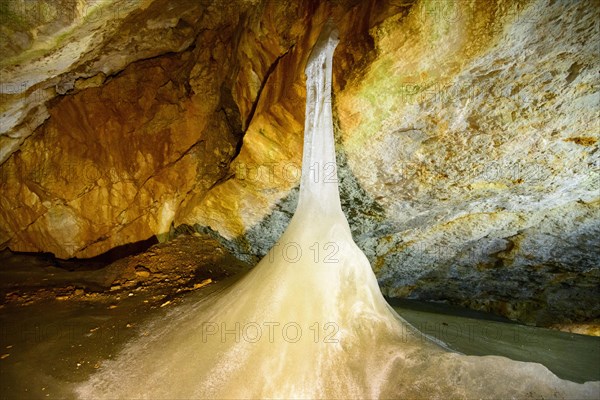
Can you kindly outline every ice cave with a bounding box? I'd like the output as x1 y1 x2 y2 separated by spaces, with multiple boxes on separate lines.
0 1 598 399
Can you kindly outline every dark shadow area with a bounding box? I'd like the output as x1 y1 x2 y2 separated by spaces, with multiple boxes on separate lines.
0 249 111 296
68 236 159 268
2 236 159 272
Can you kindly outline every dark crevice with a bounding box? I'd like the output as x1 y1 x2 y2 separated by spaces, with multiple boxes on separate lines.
220 107 235 133
80 235 159 265
243 45 295 133
73 230 159 264
205 173 235 194
2 235 158 270
565 61 582 85
214 44 296 177
232 133 245 163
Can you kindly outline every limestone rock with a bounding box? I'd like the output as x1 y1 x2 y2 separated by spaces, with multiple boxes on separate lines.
336 0 600 324
0 26 242 258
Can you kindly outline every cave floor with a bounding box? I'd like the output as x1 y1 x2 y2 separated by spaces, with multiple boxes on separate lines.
0 234 251 307
390 298 600 384
0 235 598 398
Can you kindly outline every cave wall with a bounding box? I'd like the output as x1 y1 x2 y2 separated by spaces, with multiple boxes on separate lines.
0 0 598 324
1 0 249 257
335 0 599 324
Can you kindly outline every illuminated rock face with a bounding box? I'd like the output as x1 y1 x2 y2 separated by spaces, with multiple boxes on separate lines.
335 0 600 325
0 0 598 324
0 39 242 258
